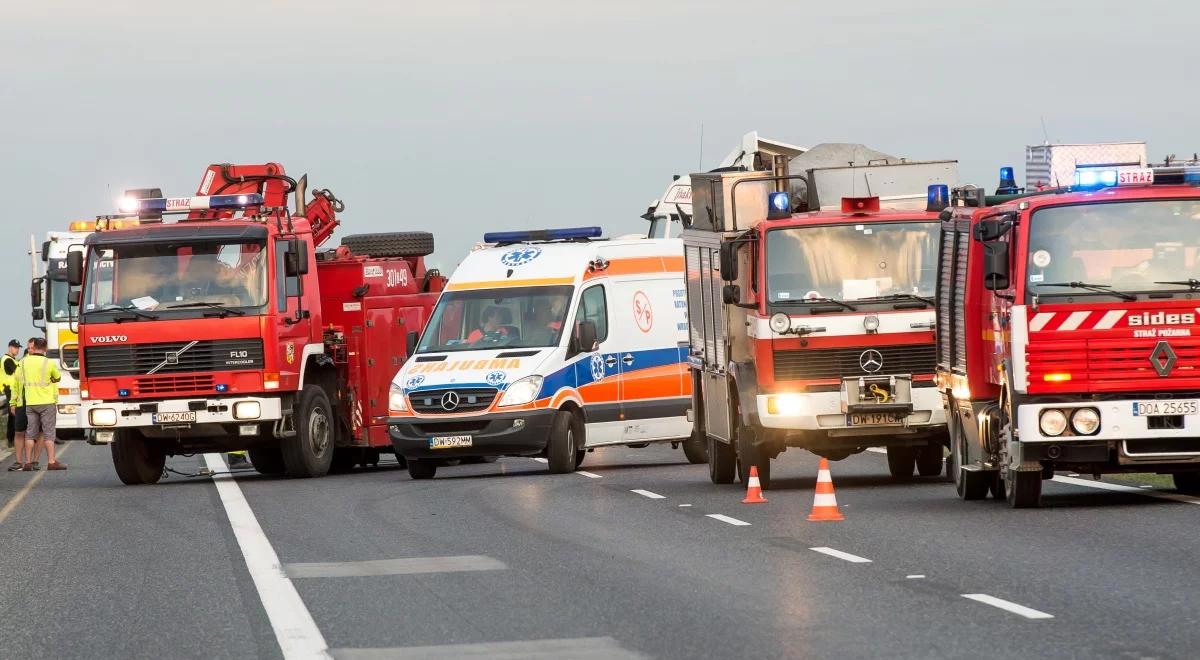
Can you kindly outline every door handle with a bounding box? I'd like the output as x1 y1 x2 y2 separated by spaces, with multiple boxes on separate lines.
605 356 617 368
622 353 634 366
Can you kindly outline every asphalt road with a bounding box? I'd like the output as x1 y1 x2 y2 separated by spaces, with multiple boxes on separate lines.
1 441 1198 659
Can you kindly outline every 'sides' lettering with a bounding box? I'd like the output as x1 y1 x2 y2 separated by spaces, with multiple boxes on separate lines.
1128 311 1196 326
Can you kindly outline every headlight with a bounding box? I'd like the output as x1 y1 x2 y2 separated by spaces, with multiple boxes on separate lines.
389 383 408 413
769 313 792 334
233 401 262 420
1039 409 1068 437
767 394 805 416
58 404 79 415
89 408 117 427
498 375 543 407
1071 407 1100 435
863 315 880 332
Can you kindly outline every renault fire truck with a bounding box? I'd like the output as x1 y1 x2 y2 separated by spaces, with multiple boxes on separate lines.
684 144 958 488
67 163 444 484
938 162 1200 507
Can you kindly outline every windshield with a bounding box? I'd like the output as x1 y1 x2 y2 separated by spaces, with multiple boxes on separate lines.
766 221 938 303
47 278 71 322
1028 200 1200 295
82 240 268 316
417 286 573 353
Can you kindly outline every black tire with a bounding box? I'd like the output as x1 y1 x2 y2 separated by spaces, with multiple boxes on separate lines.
916 444 944 477
547 410 581 474
951 408 989 500
329 447 362 474
1173 472 1200 494
708 435 736 484
887 446 916 480
249 447 286 475
341 232 434 258
111 429 165 485
281 386 335 478
989 471 1007 500
574 450 587 469
735 421 770 489
682 429 709 465
407 459 437 479
1006 469 1043 508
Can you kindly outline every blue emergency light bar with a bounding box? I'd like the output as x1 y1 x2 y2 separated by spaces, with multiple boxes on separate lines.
483 226 603 244
766 191 791 219
996 166 1020 195
118 193 264 214
926 184 949 212
1074 169 1119 189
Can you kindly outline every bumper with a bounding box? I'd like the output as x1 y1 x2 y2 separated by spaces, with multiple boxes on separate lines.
1016 397 1200 463
390 409 556 459
81 396 283 429
755 387 945 431
57 402 81 431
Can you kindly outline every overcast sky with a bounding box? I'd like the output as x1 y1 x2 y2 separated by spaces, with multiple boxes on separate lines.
1 0 1192 339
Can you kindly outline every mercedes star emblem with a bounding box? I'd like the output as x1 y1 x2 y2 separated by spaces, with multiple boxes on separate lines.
440 391 461 412
859 349 884 373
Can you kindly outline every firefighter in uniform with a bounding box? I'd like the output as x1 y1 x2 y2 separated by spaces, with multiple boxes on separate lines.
12 337 66 471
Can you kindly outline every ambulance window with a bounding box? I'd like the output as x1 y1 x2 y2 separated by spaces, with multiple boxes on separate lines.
576 285 608 342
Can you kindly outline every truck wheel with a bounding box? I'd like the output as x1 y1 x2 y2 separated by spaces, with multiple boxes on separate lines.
682 429 709 465
1173 472 1200 494
547 410 581 474
111 430 165 485
1006 470 1043 508
329 447 362 474
574 450 586 469
915 444 944 477
708 435 736 484
249 448 286 475
735 423 770 489
887 446 916 480
281 386 335 478
341 232 434 258
407 459 437 479
951 411 989 500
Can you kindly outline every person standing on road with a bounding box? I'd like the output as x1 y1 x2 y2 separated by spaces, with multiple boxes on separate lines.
3 340 27 471
12 337 66 471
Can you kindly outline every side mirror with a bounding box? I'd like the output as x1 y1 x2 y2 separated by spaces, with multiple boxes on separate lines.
30 278 43 308
973 214 1015 242
406 331 418 356
983 241 1010 290
66 252 84 286
69 290 81 306
40 241 50 261
718 243 738 281
573 320 598 356
285 239 310 277
31 308 44 321
722 284 741 305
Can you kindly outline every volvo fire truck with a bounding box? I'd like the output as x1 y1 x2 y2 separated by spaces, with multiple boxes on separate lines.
684 144 959 488
67 163 445 484
937 162 1200 507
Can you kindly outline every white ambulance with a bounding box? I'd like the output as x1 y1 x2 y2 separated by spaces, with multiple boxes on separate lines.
388 226 704 479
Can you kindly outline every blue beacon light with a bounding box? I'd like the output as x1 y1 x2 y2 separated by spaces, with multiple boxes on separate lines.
483 226 603 243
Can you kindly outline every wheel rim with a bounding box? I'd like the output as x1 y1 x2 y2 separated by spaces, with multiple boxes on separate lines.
308 407 331 455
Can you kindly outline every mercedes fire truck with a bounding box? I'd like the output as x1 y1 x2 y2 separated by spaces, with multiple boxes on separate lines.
67 163 445 484
937 162 1200 507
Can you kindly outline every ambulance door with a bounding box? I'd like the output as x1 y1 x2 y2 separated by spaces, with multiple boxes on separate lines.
572 283 622 445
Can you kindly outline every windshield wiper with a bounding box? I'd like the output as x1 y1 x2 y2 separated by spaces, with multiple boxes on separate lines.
1036 281 1137 302
780 296 857 311
165 301 247 316
1154 279 1200 290
93 304 159 321
862 293 935 306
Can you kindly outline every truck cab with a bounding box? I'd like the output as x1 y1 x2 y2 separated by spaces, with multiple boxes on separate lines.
939 163 1200 507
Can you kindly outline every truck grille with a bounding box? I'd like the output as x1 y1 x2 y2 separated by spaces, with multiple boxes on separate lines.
773 344 937 381
83 339 264 377
408 387 498 415
135 374 216 394
1026 337 1200 390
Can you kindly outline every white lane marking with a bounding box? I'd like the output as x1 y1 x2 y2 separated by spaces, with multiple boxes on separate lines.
286 556 506 579
906 575 926 579
961 593 1054 620
331 636 647 659
576 471 602 479
204 453 330 659
678 504 692 507
706 513 751 526
630 489 666 499
1052 475 1200 504
810 547 872 563
531 457 548 464
865 447 887 454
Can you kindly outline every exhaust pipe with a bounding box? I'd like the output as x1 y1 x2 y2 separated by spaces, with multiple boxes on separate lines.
294 174 308 216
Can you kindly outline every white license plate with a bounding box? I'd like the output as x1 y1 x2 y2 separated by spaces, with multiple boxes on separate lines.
847 412 907 427
153 411 196 424
429 435 473 449
1132 400 1199 417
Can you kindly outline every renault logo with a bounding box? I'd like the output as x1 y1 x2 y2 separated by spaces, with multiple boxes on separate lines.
440 391 461 412
859 349 884 373
1150 341 1178 377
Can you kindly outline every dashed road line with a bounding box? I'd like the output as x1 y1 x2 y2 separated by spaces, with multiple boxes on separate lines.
961 593 1054 620
286 555 506 579
678 504 692 508
531 458 548 464
865 447 888 455
705 513 751 526
906 574 926 579
576 471 602 479
630 489 665 499
204 453 330 659
331 636 647 659
810 546 872 563
1052 475 1200 504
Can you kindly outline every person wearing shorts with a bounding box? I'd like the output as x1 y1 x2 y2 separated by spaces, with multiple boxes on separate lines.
12 337 65 471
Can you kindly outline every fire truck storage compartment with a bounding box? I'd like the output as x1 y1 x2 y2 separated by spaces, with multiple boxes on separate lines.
936 216 972 374
684 231 731 441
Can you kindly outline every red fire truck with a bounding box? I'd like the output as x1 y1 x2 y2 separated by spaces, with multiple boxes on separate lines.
685 147 958 488
66 163 445 484
937 163 1200 507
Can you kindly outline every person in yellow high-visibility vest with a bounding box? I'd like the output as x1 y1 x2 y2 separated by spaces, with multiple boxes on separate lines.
11 337 66 471
2 339 27 470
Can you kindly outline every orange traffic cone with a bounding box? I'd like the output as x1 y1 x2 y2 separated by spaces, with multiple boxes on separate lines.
807 458 844 521
742 465 768 504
